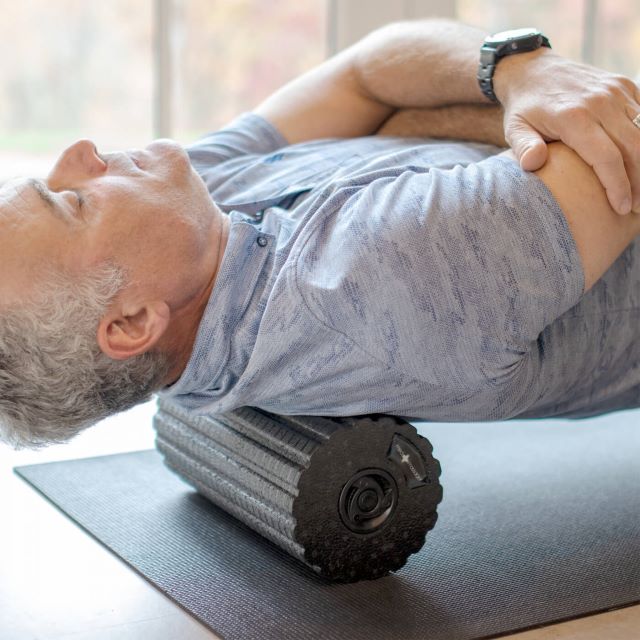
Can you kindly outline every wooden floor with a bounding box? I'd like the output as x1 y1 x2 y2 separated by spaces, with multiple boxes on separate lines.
1 401 638 640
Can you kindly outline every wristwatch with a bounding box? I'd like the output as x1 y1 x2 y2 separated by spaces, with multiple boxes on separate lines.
478 28 552 103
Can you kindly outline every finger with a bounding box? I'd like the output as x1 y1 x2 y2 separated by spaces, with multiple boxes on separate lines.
520 134 548 172
623 103 640 210
595 99 640 211
562 122 632 215
504 116 548 171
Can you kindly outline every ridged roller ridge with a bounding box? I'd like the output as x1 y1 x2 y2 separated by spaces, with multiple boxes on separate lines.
154 398 442 583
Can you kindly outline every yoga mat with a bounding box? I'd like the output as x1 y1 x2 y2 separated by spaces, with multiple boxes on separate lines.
15 416 640 640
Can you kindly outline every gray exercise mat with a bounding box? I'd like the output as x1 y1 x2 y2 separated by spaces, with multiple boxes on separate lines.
15 416 640 640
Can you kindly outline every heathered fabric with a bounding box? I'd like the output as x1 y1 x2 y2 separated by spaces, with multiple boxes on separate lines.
161 113 640 421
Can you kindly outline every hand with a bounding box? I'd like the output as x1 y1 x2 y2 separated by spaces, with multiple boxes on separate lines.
495 49 640 215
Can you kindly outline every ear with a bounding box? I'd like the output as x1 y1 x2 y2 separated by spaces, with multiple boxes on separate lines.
96 300 171 360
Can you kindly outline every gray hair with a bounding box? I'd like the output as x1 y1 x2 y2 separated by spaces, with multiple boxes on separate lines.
0 264 170 449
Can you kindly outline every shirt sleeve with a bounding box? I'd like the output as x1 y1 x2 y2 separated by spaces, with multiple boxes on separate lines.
294 155 586 419
186 112 288 169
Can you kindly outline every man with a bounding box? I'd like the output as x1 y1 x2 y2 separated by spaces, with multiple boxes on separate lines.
1 19 640 448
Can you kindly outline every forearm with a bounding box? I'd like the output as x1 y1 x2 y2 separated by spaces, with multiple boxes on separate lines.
255 18 494 143
522 143 640 291
353 19 491 110
377 104 507 146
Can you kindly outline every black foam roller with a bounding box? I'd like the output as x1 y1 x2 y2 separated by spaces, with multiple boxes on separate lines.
153 398 442 583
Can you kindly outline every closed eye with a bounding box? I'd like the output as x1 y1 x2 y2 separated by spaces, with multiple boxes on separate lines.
71 190 84 208
28 179 85 221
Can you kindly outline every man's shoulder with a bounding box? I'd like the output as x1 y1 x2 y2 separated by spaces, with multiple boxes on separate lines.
186 112 289 166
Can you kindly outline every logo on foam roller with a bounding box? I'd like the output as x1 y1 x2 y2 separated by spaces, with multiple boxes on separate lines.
387 434 430 489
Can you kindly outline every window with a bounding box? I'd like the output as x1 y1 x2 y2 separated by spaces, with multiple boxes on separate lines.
171 0 327 142
0 1 154 181
1 0 638 182
0 0 327 181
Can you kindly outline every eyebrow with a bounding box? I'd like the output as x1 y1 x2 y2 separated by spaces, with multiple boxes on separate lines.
26 178 71 221
27 178 55 208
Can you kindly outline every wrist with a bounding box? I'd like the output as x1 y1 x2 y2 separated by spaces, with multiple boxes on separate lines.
493 47 556 105
478 29 552 104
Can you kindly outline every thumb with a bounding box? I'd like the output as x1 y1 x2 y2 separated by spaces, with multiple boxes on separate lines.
505 117 548 171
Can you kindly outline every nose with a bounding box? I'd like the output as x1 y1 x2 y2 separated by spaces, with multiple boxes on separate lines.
47 139 107 189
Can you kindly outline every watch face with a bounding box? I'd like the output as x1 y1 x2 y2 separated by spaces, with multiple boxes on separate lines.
486 28 540 44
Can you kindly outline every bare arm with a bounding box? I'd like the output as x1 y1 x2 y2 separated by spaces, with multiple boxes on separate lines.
377 104 507 146
511 143 640 292
254 20 489 144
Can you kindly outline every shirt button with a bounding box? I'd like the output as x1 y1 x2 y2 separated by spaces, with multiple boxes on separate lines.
256 235 268 247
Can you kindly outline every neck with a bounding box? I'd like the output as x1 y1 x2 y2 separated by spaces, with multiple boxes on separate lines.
160 212 231 386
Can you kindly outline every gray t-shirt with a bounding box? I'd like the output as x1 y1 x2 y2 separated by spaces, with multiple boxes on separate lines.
161 113 640 421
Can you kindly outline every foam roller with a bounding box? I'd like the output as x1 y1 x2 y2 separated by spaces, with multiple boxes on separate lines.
153 398 442 583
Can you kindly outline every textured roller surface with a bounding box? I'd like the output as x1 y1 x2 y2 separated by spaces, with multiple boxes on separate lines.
153 401 443 582
15 414 640 640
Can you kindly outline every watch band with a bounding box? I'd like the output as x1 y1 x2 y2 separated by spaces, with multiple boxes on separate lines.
478 31 551 103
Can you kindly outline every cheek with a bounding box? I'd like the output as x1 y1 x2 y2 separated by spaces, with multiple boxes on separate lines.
80 176 212 274
83 190 148 258
85 203 172 278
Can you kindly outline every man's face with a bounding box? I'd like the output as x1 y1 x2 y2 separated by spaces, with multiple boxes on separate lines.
0 139 217 305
